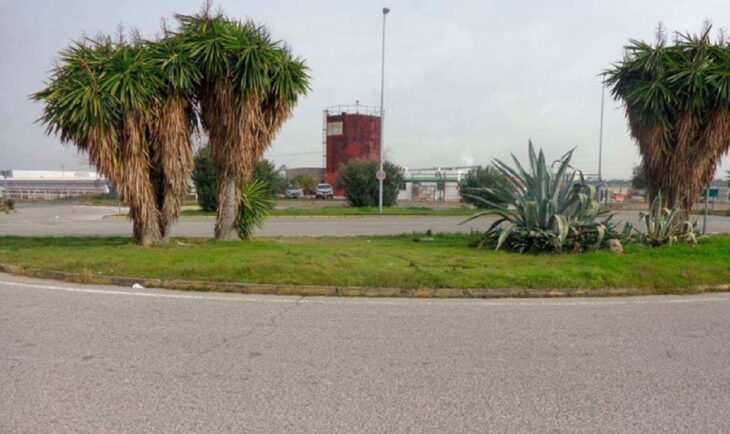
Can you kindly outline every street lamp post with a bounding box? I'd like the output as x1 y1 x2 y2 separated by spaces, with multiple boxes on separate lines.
378 6 390 214
598 84 605 183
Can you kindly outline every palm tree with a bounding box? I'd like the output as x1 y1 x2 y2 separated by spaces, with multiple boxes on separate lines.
177 10 308 239
147 31 200 240
34 7 307 243
34 32 199 245
34 37 164 246
605 24 730 212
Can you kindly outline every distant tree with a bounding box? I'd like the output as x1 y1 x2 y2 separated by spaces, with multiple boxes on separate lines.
458 166 511 208
193 146 282 211
631 164 647 190
253 159 287 197
338 159 404 207
192 147 218 212
292 173 316 195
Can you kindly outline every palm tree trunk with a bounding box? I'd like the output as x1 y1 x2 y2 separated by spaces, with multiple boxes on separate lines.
215 175 239 240
121 112 162 246
152 94 194 242
134 215 162 247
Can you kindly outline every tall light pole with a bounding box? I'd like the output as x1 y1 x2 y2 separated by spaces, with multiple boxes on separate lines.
598 84 605 183
378 6 390 214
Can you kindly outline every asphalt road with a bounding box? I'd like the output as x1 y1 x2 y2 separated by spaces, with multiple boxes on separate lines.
3 204 730 237
1 273 729 433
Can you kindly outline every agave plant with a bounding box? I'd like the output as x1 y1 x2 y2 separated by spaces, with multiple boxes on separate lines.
235 179 274 240
462 142 623 253
636 192 701 246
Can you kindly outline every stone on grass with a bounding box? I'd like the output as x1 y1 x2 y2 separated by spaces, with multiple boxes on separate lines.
606 239 623 254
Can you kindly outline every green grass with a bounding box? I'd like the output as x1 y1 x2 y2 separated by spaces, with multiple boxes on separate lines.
1 234 729 291
693 209 730 217
182 206 475 217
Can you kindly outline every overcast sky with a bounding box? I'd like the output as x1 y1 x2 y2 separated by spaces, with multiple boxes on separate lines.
1 0 728 179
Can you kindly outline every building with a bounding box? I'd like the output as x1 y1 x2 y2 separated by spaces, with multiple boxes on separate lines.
323 104 381 194
0 170 109 199
397 166 478 202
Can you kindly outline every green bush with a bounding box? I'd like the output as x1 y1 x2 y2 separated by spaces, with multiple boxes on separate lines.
631 164 647 190
1 198 15 213
253 159 286 197
192 146 285 212
458 166 510 208
337 159 404 207
192 147 218 212
292 173 316 195
463 141 626 253
235 179 274 240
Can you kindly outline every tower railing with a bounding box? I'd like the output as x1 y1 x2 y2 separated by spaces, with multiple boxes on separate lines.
324 104 382 117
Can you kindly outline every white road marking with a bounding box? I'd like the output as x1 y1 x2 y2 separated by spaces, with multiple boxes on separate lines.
1 277 729 308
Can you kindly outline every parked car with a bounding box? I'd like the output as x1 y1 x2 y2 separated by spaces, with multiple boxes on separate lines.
316 183 334 199
285 186 303 199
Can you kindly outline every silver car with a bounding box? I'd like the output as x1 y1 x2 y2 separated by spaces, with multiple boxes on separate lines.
285 186 303 199
316 183 334 199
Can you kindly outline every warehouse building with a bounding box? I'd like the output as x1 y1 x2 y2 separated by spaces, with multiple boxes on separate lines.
0 170 109 199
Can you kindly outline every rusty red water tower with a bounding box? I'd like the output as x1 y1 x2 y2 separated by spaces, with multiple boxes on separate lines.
323 103 381 193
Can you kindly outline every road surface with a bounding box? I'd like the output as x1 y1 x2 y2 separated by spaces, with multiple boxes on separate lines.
3 204 730 237
2 273 729 433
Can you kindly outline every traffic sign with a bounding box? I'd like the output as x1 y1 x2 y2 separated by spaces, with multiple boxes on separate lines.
376 169 386 181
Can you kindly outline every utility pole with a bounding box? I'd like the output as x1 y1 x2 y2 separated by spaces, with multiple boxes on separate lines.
598 84 605 183
378 7 390 214
703 183 710 234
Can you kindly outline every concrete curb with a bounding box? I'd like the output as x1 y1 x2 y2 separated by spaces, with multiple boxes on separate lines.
2 262 729 299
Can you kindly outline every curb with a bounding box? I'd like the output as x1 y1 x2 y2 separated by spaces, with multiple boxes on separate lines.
1 263 729 299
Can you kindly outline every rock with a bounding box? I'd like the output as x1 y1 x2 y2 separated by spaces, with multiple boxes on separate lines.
606 239 623 254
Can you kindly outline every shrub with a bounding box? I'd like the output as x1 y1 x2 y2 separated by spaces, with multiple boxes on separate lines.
253 159 287 197
192 146 284 212
1 198 15 213
192 147 218 212
338 159 404 207
292 173 316 195
235 179 274 240
631 164 647 190
458 166 511 208
463 141 625 253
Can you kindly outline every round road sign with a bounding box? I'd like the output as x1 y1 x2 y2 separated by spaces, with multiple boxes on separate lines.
376 169 386 181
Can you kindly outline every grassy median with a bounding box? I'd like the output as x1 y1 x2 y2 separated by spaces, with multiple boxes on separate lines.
1 234 729 291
